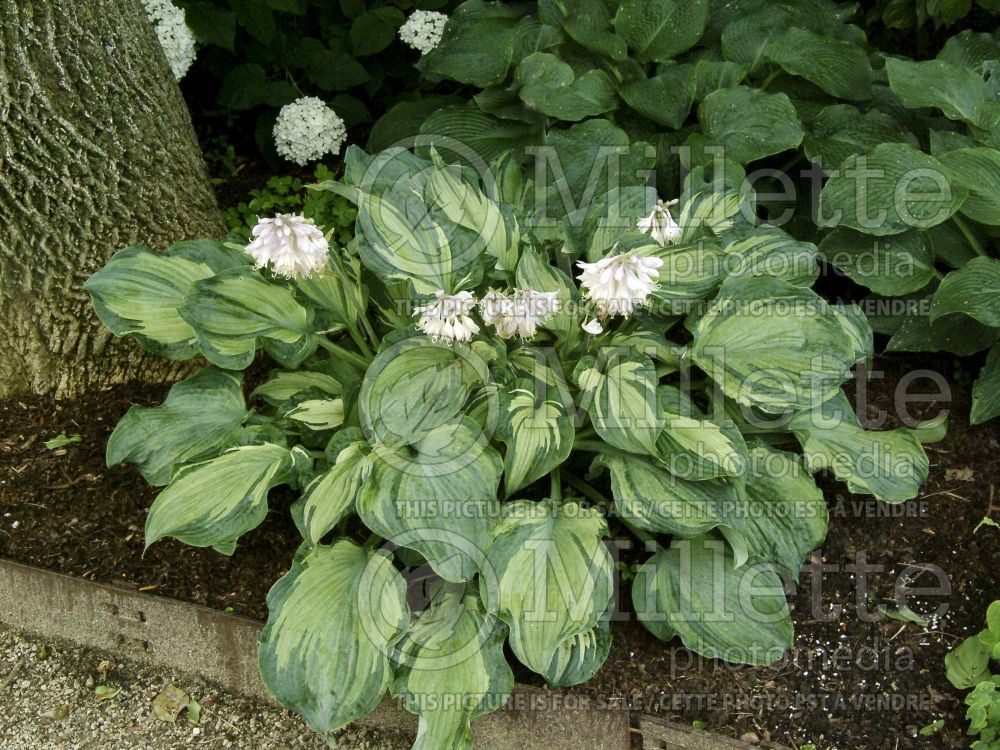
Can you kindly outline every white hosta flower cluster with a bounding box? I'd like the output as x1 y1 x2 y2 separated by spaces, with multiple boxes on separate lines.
141 0 197 80
273 97 347 166
414 290 480 343
245 214 329 278
399 10 448 54
577 251 663 335
480 289 560 339
637 199 683 246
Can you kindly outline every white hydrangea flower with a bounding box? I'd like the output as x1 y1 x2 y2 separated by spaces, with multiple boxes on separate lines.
480 289 559 339
141 0 197 80
245 214 329 278
414 290 480 344
273 97 347 166
577 251 664 317
582 318 604 335
637 198 682 246
399 10 448 55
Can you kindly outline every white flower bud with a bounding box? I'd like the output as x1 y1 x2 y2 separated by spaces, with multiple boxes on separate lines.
637 199 682 246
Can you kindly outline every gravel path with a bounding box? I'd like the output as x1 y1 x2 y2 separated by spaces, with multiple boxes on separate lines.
0 623 411 750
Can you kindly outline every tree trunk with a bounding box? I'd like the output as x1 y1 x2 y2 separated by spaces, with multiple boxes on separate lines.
0 0 225 397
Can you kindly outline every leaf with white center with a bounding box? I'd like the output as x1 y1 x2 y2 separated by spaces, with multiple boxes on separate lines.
691 277 856 412
392 584 513 750
284 399 345 430
502 389 574 495
648 242 728 305
251 370 342 405
107 367 247 486
576 352 660 455
298 442 371 546
633 536 792 665
486 499 613 682
259 540 409 732
886 57 1000 130
819 228 935 296
358 418 502 582
145 444 293 554
613 0 708 62
722 226 819 287
595 453 739 537
832 302 875 364
545 621 612 688
699 87 804 165
656 413 747 480
931 257 1000 327
764 27 872 100
180 268 315 370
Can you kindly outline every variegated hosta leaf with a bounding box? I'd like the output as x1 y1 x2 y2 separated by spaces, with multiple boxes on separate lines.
297 442 371 546
832 302 874 364
678 190 745 239
691 276 856 413
107 367 247 486
502 389 574 495
654 385 748 480
486 499 613 682
576 351 661 455
740 443 828 580
358 419 502 582
259 540 409 732
649 242 728 306
251 370 342 405
595 453 739 537
721 225 820 288
633 536 793 666
284 399 345 430
145 444 294 554
84 241 246 359
392 584 513 750
545 620 612 688
179 268 315 370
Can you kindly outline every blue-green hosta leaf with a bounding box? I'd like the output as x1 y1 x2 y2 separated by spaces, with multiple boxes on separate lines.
805 105 918 171
722 226 820 287
420 106 538 164
515 52 618 122
259 540 409 732
486 499 613 682
691 277 856 412
818 144 967 236
145 444 294 553
107 367 247 486
392 585 513 750
180 268 314 370
358 418 502 582
618 66 695 128
84 243 240 359
502 389 574 495
886 57 1000 131
595 453 740 537
251 370 342 405
297 442 371 546
576 352 661 455
740 444 828 579
764 27 872 100
613 0 709 62
699 87 804 165
545 620 612 688
972 346 1000 425
931 257 1000 327
359 340 476 448
633 536 793 665
819 228 935 296
937 148 1000 225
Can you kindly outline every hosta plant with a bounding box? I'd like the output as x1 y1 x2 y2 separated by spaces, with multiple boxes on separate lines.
86 145 930 748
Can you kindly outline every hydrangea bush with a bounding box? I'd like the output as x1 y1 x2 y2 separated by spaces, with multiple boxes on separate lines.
141 0 197 80
86 142 931 748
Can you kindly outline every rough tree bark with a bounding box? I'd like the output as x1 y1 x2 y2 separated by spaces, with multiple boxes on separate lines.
0 0 225 397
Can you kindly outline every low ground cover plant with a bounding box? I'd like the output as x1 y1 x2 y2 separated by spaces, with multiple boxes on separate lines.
947 600 1000 748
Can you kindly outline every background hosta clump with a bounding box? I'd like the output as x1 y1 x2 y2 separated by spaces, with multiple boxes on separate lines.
87 141 932 749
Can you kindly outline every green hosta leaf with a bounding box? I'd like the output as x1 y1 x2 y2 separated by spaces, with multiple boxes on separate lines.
805 105 918 171
819 228 935 296
297 442 370 546
596 453 740 537
613 0 708 62
972 347 1000 424
251 370 342 405
284 399 344 430
359 340 475 448
722 226 819 287
886 57 1000 130
740 444 828 579
392 584 513 750
833 302 875 364
487 499 613 682
688 58 747 100
691 277 856 412
538 0 626 61
817 143 966 236
259 540 409 732
502 389 574 495
420 106 538 164
515 53 618 121
576 351 661 455
84 242 244 359
938 148 1000 225
699 87 804 165
633 536 792 665
145 444 293 553
358 419 502 582
656 413 746 480
931 257 1000 327
107 368 247 486
946 634 993 689
180 269 314 370
419 1 524 87
619 66 695 129
720 6 795 72
764 27 872 100
887 303 1000 356
938 29 1000 71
